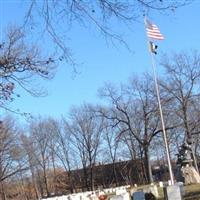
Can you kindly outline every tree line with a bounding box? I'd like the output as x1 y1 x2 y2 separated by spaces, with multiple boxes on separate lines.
1 50 200 199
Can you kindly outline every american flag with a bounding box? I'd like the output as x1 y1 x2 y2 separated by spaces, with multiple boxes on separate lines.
145 18 164 40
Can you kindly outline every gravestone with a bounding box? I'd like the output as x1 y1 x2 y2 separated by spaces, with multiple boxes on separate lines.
110 195 124 200
163 185 182 200
105 188 113 194
168 180 172 186
60 196 69 200
68 193 81 200
143 185 159 198
89 193 98 200
112 188 116 193
159 181 163 187
121 193 129 200
175 182 184 196
62 197 68 200
132 191 145 200
116 189 127 195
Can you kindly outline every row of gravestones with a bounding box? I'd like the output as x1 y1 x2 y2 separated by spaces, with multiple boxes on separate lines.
41 185 131 200
41 190 145 200
41 182 184 200
40 185 156 200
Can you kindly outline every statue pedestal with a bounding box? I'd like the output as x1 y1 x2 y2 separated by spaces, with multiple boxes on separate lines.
181 166 200 185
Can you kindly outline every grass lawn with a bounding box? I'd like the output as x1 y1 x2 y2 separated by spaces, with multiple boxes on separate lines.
183 184 200 200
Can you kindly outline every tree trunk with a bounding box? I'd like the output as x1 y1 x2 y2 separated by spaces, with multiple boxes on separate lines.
83 167 89 191
43 166 50 197
67 170 74 193
139 145 147 184
144 146 153 183
113 161 119 186
31 168 40 199
90 165 94 191
37 170 44 198
52 152 58 195
0 181 6 200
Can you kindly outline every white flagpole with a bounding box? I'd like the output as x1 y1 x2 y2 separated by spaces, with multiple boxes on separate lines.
149 51 174 185
144 17 174 185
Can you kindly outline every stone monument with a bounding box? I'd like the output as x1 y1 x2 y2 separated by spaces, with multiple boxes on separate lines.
176 140 200 184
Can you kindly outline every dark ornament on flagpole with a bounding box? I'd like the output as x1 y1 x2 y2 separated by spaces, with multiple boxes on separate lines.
149 41 158 54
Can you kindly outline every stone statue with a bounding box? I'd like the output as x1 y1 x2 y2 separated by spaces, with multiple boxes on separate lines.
177 142 193 167
176 140 200 184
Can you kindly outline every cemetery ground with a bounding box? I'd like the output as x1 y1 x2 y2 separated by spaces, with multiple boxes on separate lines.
41 183 200 200
183 184 200 200
156 183 200 200
127 183 200 199
104 183 200 200
127 183 200 200
109 184 200 200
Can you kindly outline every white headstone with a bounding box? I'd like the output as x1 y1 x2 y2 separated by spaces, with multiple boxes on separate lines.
110 195 124 200
89 193 98 200
112 188 116 193
98 191 105 196
116 189 127 195
150 185 159 198
159 181 163 187
175 182 185 196
60 196 68 200
164 185 182 200
121 192 129 200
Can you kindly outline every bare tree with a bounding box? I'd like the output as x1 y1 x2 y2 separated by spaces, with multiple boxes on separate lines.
102 125 120 186
21 134 40 200
44 118 77 194
22 0 188 65
190 99 200 159
160 50 200 170
29 117 54 197
65 104 104 191
97 74 177 183
0 27 56 112
0 116 28 200
53 118 77 193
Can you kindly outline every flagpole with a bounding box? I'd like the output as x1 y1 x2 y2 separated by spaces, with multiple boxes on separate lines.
144 16 174 185
149 51 174 185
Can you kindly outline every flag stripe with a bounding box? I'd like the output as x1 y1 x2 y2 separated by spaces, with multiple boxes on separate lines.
147 28 161 33
147 31 164 36
145 18 164 40
147 32 164 38
148 35 164 40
